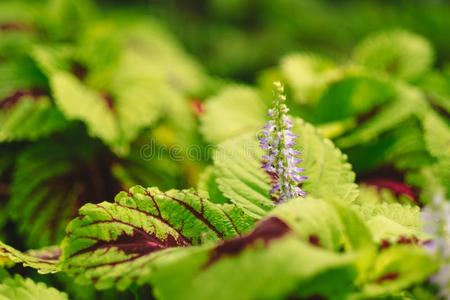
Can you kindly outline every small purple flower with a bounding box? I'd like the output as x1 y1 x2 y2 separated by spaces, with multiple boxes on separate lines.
422 193 450 299
258 81 306 203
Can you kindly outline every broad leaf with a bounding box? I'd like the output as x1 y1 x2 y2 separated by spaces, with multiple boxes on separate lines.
10 139 119 247
422 110 450 160
269 197 373 252
294 118 359 204
0 275 67 300
414 111 450 199
200 86 266 144
151 217 357 300
0 94 67 142
62 186 255 290
280 53 339 104
356 189 424 243
214 133 273 218
361 246 438 297
197 166 228 204
309 74 395 124
214 117 359 217
33 44 177 154
353 30 434 81
338 84 427 148
0 242 60 274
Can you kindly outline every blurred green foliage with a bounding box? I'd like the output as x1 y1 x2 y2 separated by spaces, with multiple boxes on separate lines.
0 0 449 299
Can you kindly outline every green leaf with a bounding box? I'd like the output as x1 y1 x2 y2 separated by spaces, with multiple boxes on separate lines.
361 246 438 297
0 242 60 274
309 74 395 124
10 139 118 247
280 53 339 104
294 118 359 204
353 30 434 81
0 96 67 142
355 190 424 242
33 46 169 155
269 198 373 252
115 20 207 94
61 186 255 290
197 166 228 204
0 275 67 300
200 86 266 144
151 217 357 300
0 3 40 59
422 111 450 160
214 117 358 217
42 0 94 41
214 133 273 218
407 111 450 201
337 84 427 148
344 119 432 174
112 143 181 192
0 57 47 100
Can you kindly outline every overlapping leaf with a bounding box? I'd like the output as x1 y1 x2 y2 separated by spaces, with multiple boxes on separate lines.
309 74 395 124
0 275 67 300
0 95 67 142
280 53 339 104
353 30 434 81
0 242 60 274
269 197 373 252
150 217 357 300
32 18 203 155
337 84 427 148
360 246 438 298
214 117 359 217
62 186 255 290
356 187 426 243
420 111 450 199
10 139 118 247
197 166 228 204
200 86 267 144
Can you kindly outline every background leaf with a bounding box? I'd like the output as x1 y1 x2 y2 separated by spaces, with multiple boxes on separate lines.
0 275 67 300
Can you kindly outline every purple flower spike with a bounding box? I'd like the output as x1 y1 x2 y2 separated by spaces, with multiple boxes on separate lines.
422 193 450 299
258 81 306 203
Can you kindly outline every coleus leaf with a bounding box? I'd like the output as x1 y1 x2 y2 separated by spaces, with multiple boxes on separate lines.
32 45 168 155
197 166 228 204
0 93 67 142
0 2 40 59
355 188 424 243
0 275 68 300
214 117 358 218
61 186 255 290
10 139 118 247
112 20 207 94
0 56 67 142
269 197 373 252
213 133 273 218
337 84 427 148
353 29 434 81
309 74 395 124
200 86 267 144
360 246 438 298
422 110 450 160
112 141 181 192
0 241 60 274
150 216 357 300
406 110 450 202
280 53 339 104
0 57 47 100
113 92 199 191
345 119 432 174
